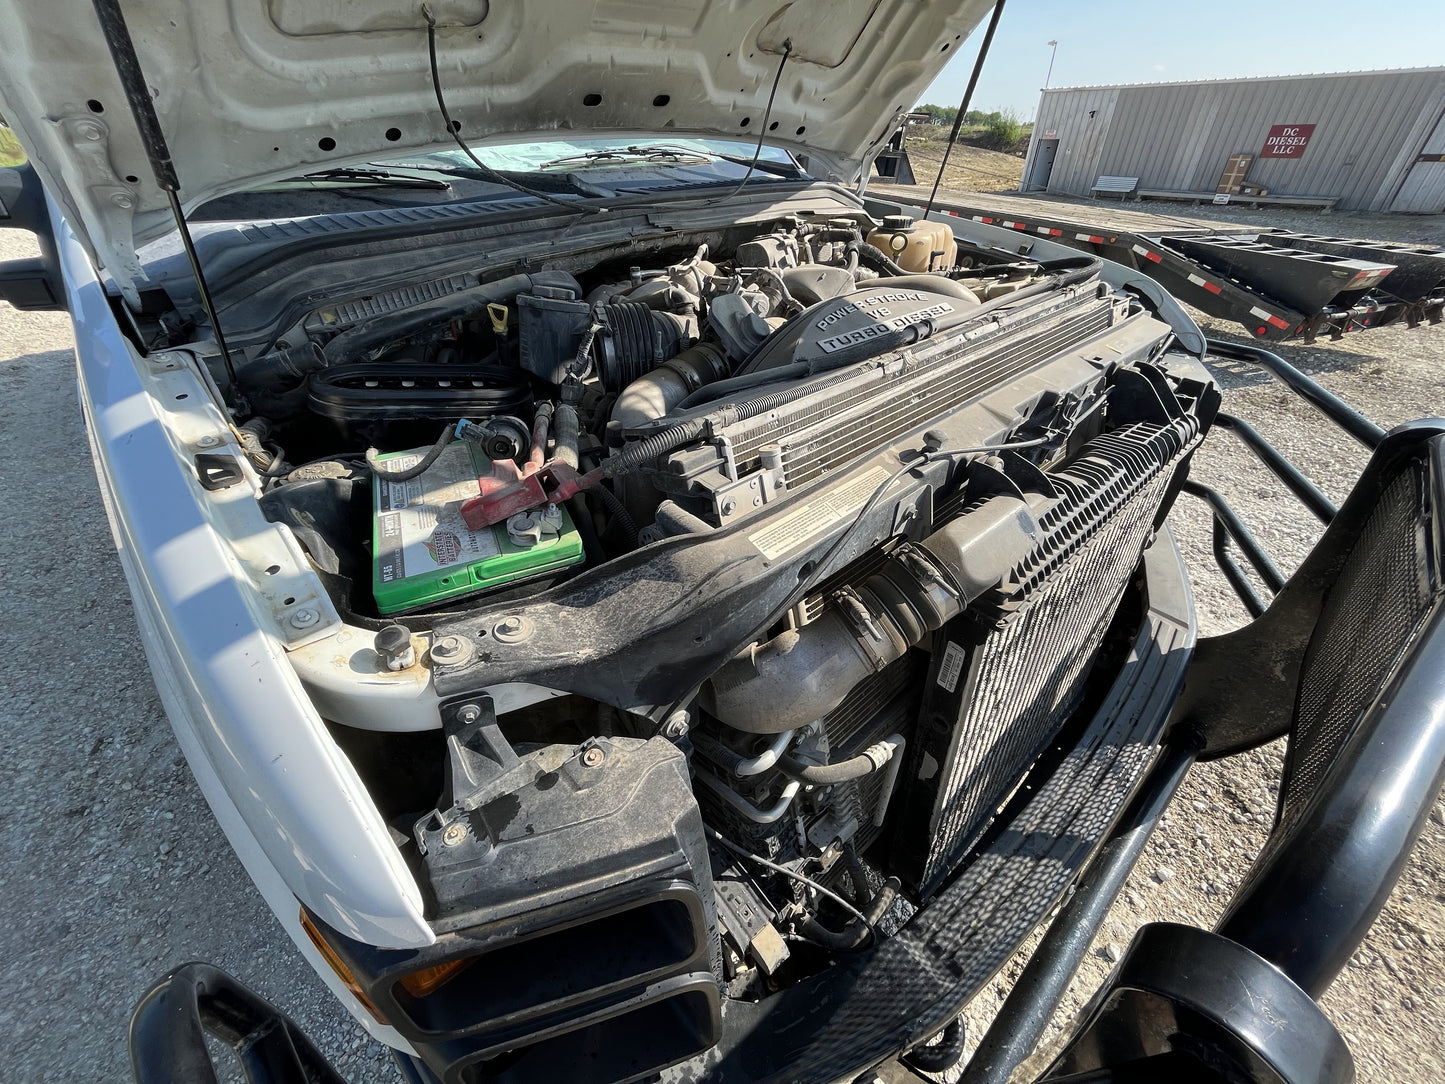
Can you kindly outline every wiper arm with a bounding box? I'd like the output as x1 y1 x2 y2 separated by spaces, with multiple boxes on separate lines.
369 160 610 199
538 144 715 169
707 152 807 179
293 167 450 190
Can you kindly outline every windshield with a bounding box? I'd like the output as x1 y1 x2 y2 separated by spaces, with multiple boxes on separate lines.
192 136 807 222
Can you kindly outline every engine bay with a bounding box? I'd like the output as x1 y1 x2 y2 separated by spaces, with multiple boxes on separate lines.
219 204 1221 1077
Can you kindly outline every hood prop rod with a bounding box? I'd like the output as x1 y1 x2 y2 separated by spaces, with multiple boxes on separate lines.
89 0 239 393
922 0 1008 220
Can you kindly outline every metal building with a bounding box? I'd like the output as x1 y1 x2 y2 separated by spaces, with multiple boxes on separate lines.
1021 67 1445 213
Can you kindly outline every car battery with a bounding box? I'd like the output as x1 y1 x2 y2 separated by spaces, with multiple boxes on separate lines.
372 441 585 614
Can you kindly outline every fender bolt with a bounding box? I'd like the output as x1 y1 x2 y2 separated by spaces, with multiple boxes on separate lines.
442 823 467 847
289 607 319 629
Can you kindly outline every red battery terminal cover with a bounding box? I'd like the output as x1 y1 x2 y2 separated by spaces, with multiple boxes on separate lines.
460 460 597 529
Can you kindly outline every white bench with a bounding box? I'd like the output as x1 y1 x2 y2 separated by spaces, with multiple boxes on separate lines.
1092 176 1139 199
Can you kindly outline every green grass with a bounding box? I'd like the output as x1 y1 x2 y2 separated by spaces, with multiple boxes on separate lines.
0 126 28 168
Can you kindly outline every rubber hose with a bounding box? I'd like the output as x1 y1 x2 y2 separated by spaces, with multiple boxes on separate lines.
553 402 580 469
779 737 899 785
609 343 729 432
903 1018 966 1074
365 422 453 482
847 240 910 277
798 876 900 952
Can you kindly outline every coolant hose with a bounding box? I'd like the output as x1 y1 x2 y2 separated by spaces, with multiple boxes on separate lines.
847 240 910 277
799 875 901 952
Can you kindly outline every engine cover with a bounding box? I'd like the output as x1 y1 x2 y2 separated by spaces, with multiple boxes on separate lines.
789 284 967 369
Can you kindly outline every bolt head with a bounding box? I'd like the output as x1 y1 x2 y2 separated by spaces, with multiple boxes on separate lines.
111 192 134 209
78 122 104 142
663 711 691 739
492 615 533 644
288 607 320 629
441 823 468 847
430 635 474 666
196 434 220 448
581 747 605 768
456 702 482 725
720 498 738 516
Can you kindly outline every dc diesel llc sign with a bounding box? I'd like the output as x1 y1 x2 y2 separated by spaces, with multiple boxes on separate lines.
1259 123 1316 159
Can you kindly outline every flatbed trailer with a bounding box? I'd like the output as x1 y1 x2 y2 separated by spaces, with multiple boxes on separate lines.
874 189 1445 343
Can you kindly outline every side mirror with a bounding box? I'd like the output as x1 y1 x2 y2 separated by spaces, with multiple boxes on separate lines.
0 161 66 311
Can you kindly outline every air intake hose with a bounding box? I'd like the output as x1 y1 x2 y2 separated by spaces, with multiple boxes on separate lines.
702 494 1039 733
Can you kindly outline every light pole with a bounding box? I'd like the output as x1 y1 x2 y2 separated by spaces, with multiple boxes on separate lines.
1045 40 1058 88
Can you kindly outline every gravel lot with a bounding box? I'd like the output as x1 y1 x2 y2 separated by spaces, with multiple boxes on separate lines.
2 199 1443 1083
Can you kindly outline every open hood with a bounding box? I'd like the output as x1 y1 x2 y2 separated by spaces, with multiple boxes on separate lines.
0 0 990 300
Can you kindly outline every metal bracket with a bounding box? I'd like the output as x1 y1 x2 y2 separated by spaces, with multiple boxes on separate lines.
57 115 143 304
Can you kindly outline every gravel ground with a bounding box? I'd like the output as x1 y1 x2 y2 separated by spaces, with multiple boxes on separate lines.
2 201 1443 1083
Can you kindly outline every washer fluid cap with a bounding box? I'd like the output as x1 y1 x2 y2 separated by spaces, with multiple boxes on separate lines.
881 214 916 231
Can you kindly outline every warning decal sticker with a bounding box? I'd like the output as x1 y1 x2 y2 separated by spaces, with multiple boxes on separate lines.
747 466 891 561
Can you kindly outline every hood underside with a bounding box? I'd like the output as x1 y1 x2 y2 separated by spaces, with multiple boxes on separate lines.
0 0 990 298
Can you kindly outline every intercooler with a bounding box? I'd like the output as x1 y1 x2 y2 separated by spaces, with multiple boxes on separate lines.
892 417 1201 895
658 285 1129 517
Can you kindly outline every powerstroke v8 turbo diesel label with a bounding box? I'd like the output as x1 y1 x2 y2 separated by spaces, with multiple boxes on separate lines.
748 466 891 560
812 291 956 354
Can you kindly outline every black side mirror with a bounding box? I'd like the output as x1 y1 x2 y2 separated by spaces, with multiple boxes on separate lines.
0 161 66 310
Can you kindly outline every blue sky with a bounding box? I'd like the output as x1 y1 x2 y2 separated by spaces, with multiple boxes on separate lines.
920 0 1445 119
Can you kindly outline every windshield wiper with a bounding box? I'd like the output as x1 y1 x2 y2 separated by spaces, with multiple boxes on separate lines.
372 160 611 198
290 167 450 190
538 144 716 170
706 152 807 179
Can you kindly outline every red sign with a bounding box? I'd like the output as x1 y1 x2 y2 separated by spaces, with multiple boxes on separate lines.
1259 123 1316 159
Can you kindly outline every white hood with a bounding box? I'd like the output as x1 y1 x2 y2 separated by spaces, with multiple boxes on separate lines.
0 0 990 298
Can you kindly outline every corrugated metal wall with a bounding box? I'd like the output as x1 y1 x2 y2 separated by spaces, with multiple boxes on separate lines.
1022 68 1445 212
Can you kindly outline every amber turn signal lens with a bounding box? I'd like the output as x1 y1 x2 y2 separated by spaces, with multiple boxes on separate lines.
298 908 389 1025
397 955 478 998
